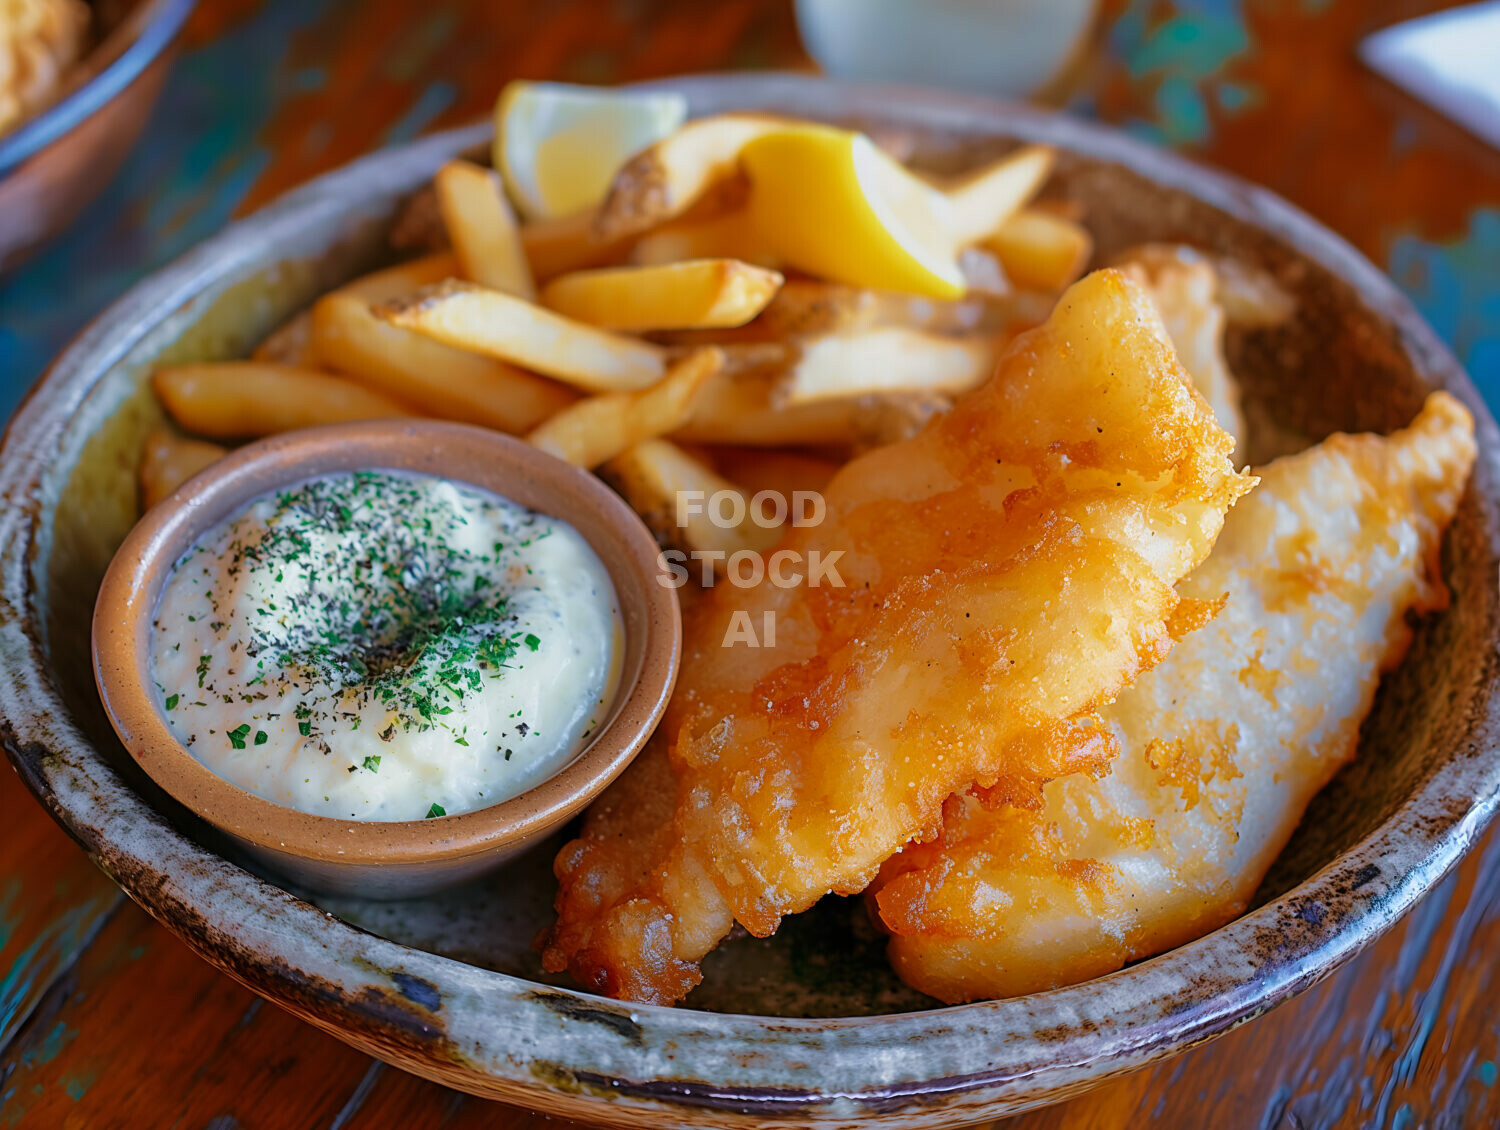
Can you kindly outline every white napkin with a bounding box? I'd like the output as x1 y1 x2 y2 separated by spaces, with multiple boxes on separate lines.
1361 1 1500 151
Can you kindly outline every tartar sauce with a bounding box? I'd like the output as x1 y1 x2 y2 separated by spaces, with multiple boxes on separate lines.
150 470 621 821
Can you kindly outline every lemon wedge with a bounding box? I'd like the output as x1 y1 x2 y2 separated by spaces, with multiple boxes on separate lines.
740 125 965 299
494 81 688 221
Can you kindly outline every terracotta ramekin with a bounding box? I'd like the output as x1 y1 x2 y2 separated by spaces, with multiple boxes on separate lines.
92 420 680 898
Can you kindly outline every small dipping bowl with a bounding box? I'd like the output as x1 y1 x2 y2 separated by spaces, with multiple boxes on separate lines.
92 420 681 898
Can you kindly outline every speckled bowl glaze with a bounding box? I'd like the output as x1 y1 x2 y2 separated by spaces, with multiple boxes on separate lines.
3 76 1499 1127
91 421 680 898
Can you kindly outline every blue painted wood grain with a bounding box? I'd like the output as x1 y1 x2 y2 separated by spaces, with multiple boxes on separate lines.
0 0 342 421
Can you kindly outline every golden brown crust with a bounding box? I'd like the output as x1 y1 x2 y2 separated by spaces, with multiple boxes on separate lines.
872 392 1476 1004
540 270 1252 1004
593 114 787 239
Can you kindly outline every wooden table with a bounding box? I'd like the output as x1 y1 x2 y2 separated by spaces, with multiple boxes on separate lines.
2 2 1498 1126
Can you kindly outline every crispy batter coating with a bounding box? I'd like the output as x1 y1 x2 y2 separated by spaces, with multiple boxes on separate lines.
541 270 1253 1004
1119 247 1244 454
872 392 1476 1003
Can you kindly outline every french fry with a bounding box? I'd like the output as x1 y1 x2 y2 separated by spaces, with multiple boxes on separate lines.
251 309 317 365
772 328 998 406
714 279 878 339
333 252 461 305
140 428 229 509
594 113 785 238
434 159 535 299
311 292 576 433
377 280 667 393
984 207 1093 292
527 348 721 469
651 278 1003 347
520 208 635 282
540 260 783 332
711 341 792 374
708 446 840 499
153 363 414 438
943 145 1056 246
675 362 939 448
647 280 872 345
255 246 461 366
630 208 779 269
602 438 782 561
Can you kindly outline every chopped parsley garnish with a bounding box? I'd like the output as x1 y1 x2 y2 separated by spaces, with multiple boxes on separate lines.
254 730 268 746
363 755 381 772
164 694 179 711
227 723 250 750
187 472 540 740
425 802 445 819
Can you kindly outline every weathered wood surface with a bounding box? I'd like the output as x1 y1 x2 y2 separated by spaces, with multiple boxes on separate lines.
2 1 1498 1127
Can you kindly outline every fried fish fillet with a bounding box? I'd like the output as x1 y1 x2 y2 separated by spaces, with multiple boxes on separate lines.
541 270 1253 1004
1120 247 1244 453
871 392 1476 1003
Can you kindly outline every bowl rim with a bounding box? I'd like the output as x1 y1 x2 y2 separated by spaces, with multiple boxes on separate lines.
3 74 1499 1124
0 0 198 174
90 419 681 865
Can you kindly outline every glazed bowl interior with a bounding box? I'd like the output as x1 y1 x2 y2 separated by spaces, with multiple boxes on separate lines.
90 421 679 894
4 76 1498 1126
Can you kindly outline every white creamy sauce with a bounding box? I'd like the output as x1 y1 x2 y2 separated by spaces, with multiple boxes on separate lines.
150 470 621 821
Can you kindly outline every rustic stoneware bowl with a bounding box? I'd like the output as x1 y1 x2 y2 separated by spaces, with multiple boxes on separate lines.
91 420 680 899
3 75 1499 1127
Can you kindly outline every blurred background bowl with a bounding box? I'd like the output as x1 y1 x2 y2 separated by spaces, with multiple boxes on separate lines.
0 0 197 272
795 0 1102 102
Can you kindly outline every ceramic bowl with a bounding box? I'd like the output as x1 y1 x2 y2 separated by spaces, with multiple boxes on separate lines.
2 75 1498 1127
91 420 680 898
0 0 197 271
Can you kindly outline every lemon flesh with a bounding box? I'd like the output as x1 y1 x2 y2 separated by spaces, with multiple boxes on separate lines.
741 125 965 299
494 81 687 220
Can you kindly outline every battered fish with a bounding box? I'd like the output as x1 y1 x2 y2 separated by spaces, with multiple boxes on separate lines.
541 270 1253 1004
871 392 1475 1003
1119 248 1245 454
